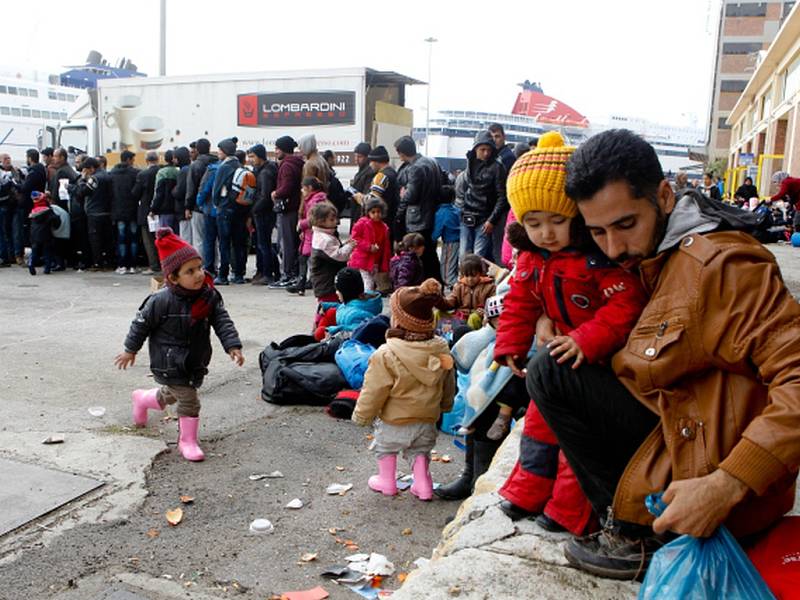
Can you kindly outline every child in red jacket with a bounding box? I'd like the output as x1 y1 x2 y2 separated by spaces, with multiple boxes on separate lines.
348 197 391 291
492 132 647 536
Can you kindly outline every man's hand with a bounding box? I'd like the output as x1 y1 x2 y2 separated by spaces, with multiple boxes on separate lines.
482 221 494 235
548 335 585 369
652 469 749 538
535 314 557 348
346 238 357 246
185 209 192 220
500 354 526 378
114 351 136 370
271 190 276 200
353 192 364 205
228 348 245 366
370 244 380 253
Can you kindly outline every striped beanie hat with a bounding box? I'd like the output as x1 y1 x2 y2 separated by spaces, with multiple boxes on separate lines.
506 131 577 221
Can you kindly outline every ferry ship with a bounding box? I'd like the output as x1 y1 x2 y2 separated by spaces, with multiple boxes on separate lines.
415 80 705 175
0 52 144 164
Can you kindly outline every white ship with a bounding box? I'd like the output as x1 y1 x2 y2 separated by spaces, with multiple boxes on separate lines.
415 81 704 175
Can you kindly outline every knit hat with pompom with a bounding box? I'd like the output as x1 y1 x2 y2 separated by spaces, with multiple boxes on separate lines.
506 131 577 221
155 227 201 276
389 278 443 335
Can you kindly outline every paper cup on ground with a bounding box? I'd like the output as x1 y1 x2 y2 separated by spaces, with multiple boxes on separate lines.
130 115 166 151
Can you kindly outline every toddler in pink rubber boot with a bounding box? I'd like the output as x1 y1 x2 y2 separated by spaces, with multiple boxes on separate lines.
351 278 455 500
114 227 244 462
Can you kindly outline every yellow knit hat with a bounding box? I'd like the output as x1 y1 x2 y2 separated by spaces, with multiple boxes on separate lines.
506 131 577 221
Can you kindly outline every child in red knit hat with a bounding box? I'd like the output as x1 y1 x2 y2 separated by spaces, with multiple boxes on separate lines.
114 227 244 462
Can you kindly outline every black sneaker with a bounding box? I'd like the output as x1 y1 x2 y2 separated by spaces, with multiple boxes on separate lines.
536 513 567 533
498 500 537 521
269 277 293 289
564 528 667 581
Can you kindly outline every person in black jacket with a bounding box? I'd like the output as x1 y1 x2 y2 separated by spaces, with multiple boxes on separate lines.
77 157 115 269
734 176 759 204
183 138 218 253
27 192 61 275
115 228 243 462
394 135 442 282
247 144 278 285
173 147 192 242
16 149 47 257
457 130 508 262
110 151 140 273
49 148 84 269
132 151 162 274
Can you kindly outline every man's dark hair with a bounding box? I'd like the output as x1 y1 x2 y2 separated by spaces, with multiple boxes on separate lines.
487 123 505 135
235 149 247 164
41 147 54 157
459 254 486 277
120 150 136 163
82 157 100 170
565 129 664 204
55 148 68 161
189 141 197 150
26 148 39 162
196 138 211 154
705 172 714 179
322 149 335 161
96 155 107 168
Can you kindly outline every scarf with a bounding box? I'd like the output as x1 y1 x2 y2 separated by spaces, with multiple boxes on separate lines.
386 327 434 342
168 272 216 324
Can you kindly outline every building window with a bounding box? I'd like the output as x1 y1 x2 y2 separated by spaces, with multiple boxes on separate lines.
11 108 20 116
57 93 66 101
718 117 732 130
21 109 31 117
18 88 28 97
29 89 38 98
0 107 8 115
721 80 749 93
786 56 800 101
7 86 17 95
784 1 796 18
42 111 51 119
48 91 57 100
0 86 6 94
725 3 768 17
32 109 41 118
723 42 764 55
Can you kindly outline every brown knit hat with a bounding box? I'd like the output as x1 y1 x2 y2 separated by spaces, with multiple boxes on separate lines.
389 278 443 334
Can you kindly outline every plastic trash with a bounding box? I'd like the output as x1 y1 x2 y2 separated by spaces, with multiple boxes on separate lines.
638 493 775 599
248 518 274 534
334 339 375 390
88 406 106 417
285 498 304 509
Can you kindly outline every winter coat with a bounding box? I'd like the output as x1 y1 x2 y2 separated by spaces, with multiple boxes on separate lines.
211 157 240 213
494 248 647 365
109 163 140 222
432 202 461 243
396 154 441 233
133 165 160 225
497 144 516 172
389 251 423 289
348 216 390 272
734 183 758 201
185 154 218 212
274 154 304 213
298 190 329 256
310 226 354 298
173 165 189 216
28 206 60 245
370 165 401 240
197 162 219 217
352 163 374 195
81 170 114 217
151 165 179 215
123 285 242 388
438 276 496 315
323 291 384 335
610 228 800 537
352 336 455 426
49 164 79 209
20 162 47 213
252 160 278 216
770 176 800 204
460 130 509 226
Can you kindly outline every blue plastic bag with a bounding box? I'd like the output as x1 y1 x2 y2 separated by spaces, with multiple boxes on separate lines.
334 339 376 390
440 369 469 435
639 493 775 600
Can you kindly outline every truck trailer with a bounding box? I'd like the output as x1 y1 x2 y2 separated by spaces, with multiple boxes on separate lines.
57 67 420 179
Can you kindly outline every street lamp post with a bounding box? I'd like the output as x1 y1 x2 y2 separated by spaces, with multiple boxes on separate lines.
424 37 437 156
159 0 167 76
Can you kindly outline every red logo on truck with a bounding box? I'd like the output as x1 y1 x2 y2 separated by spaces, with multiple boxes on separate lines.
237 91 355 127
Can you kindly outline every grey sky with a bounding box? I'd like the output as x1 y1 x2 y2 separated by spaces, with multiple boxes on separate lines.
8 0 720 130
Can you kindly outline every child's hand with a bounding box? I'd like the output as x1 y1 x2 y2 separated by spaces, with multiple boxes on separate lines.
228 348 245 366
500 354 526 378
548 335 585 369
370 243 379 253
114 351 136 370
346 238 357 246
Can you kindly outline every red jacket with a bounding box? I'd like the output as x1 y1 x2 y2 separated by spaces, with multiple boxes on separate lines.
494 249 647 364
348 216 391 272
770 177 800 205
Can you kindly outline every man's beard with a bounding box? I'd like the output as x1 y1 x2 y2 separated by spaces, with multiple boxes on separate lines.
615 205 669 266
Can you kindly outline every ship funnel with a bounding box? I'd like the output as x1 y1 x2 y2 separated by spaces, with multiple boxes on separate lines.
86 50 102 65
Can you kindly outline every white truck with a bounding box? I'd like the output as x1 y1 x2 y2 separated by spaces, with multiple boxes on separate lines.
56 67 419 179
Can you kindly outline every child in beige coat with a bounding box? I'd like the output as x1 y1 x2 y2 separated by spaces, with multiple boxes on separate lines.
352 278 455 500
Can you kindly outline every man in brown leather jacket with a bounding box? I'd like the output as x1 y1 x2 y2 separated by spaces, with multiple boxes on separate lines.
526 128 799 580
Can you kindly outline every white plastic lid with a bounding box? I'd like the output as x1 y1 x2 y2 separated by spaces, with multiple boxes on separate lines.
249 519 274 534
